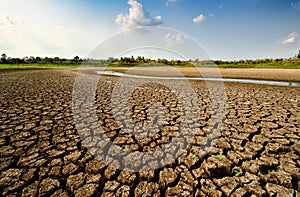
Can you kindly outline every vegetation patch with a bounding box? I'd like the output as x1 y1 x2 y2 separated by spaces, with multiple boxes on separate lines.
1 53 299 69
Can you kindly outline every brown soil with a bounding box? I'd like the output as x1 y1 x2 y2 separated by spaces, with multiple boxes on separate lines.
0 69 299 196
106 67 300 82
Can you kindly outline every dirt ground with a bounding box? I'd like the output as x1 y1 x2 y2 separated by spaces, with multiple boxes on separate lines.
0 69 299 196
106 67 300 82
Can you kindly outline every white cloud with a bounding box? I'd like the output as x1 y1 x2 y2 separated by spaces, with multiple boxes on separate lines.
0 15 75 57
166 0 178 6
193 14 206 24
291 1 300 9
278 32 298 44
5 16 17 25
155 16 162 21
115 0 163 30
165 33 188 44
0 1 119 58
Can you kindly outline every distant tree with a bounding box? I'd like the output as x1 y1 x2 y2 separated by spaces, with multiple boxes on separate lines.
1 53 7 59
23 56 29 63
136 56 143 62
1 53 7 63
35 56 42 63
15 58 24 64
112 58 118 63
6 57 13 64
108 57 114 63
26 56 36 64
43 57 53 64
298 50 300 59
158 58 168 64
53 57 60 64
73 56 80 64
130 55 135 63
61 58 67 63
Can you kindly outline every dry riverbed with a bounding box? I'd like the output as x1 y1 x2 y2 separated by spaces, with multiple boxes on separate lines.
106 67 300 82
0 69 299 196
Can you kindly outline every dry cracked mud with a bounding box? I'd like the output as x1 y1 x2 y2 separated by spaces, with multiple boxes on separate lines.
0 69 299 196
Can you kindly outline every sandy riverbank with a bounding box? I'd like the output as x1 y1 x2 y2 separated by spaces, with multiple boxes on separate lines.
103 67 300 82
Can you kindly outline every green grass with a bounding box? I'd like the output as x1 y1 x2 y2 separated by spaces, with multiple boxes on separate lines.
0 64 80 70
190 153 197 159
254 64 300 69
234 170 243 177
216 153 223 161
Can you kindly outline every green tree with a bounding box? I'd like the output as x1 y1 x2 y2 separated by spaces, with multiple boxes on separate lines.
1 53 7 63
35 56 42 63
130 55 135 63
43 57 53 64
53 57 60 64
136 56 143 62
73 56 80 64
298 50 300 58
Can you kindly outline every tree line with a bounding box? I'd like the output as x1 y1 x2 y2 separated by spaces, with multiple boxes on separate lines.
1 50 300 66
0 53 83 64
111 56 190 66
211 58 299 65
113 55 300 66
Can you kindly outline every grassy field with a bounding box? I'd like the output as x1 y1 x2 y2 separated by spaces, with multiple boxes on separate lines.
0 64 80 70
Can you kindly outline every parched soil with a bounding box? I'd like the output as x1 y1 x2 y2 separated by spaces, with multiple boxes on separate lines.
107 67 300 82
0 69 299 196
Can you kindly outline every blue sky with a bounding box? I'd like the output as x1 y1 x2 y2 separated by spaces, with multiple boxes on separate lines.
0 0 300 60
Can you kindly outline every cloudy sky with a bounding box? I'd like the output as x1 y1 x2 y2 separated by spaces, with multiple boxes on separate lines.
1 0 300 60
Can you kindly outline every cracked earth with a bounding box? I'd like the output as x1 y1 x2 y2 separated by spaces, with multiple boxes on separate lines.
0 69 299 196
